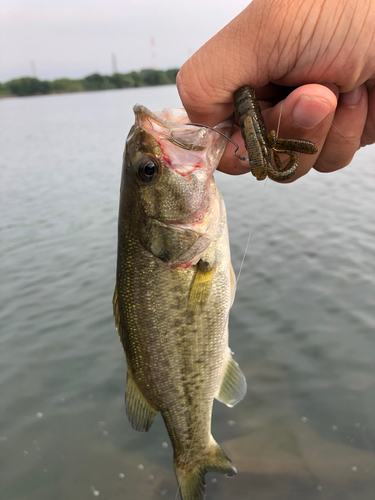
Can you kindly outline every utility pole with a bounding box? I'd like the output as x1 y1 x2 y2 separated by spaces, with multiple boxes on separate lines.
150 38 157 69
30 60 37 78
111 53 118 74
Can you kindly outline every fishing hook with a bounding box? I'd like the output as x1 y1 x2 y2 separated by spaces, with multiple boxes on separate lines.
170 124 248 161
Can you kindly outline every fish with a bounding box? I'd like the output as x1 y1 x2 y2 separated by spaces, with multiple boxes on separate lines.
113 104 246 500
234 85 318 181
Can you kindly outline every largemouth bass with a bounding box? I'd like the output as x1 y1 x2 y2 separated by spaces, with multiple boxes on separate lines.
113 104 246 500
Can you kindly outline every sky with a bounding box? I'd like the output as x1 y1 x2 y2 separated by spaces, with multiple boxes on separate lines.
0 0 250 82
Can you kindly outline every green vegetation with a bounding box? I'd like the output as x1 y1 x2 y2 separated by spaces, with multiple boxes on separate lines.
0 68 180 97
0 81 12 96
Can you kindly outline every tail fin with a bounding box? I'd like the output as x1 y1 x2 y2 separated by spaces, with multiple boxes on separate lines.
174 440 236 500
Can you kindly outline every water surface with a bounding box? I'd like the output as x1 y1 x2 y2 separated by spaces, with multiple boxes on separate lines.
1 86 375 500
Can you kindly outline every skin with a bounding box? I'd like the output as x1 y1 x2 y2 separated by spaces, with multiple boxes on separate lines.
177 0 375 180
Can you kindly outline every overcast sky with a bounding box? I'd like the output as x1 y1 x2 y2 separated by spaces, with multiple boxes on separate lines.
0 0 249 82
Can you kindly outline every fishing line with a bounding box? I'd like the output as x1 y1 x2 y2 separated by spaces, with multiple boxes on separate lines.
276 103 283 139
234 91 321 295
171 178 267 499
236 103 284 284
330 122 358 144
170 104 356 500
236 179 267 285
169 105 305 499
170 121 250 500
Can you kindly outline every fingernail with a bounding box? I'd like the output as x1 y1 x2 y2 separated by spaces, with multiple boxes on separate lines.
339 86 363 106
292 95 334 129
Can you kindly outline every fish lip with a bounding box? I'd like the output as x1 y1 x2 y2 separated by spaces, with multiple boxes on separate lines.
134 104 206 178
134 103 232 136
134 104 190 128
133 104 164 126
133 104 233 179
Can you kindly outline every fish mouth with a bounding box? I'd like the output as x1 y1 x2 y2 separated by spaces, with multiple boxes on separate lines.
134 104 191 127
134 104 233 178
134 103 232 140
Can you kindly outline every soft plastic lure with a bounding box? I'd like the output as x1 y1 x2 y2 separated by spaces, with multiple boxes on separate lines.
234 85 318 181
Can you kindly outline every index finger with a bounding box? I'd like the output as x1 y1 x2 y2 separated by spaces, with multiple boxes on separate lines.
176 3 264 126
177 0 374 127
176 0 307 125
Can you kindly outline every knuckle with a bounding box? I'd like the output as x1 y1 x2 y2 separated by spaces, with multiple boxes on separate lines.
176 62 211 116
361 128 375 147
313 153 354 172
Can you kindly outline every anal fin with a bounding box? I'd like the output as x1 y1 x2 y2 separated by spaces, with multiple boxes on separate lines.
125 370 158 432
215 352 247 407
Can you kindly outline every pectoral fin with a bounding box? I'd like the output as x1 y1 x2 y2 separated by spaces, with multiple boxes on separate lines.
216 352 247 407
188 261 216 311
125 370 158 432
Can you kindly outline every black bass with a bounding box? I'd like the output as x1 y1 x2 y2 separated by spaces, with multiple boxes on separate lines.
113 104 246 500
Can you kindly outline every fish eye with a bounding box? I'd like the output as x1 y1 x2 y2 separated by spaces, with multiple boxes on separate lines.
137 157 159 184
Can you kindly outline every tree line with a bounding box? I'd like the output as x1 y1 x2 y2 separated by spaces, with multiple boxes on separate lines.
0 68 180 97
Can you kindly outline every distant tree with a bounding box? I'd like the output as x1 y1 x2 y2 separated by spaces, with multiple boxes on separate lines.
141 69 170 86
109 73 135 89
2 68 180 97
127 71 145 87
0 82 12 96
84 73 105 83
51 78 84 93
7 77 51 96
81 73 116 91
165 68 179 84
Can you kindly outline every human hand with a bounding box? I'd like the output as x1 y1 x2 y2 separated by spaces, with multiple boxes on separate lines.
177 0 375 180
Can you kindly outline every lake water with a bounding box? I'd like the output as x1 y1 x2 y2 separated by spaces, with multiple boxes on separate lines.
1 85 375 500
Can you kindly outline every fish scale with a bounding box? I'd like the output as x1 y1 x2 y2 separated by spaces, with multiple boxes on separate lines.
114 104 246 499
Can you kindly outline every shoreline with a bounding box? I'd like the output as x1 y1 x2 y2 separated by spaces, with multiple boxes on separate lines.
0 68 179 99
0 84 177 100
